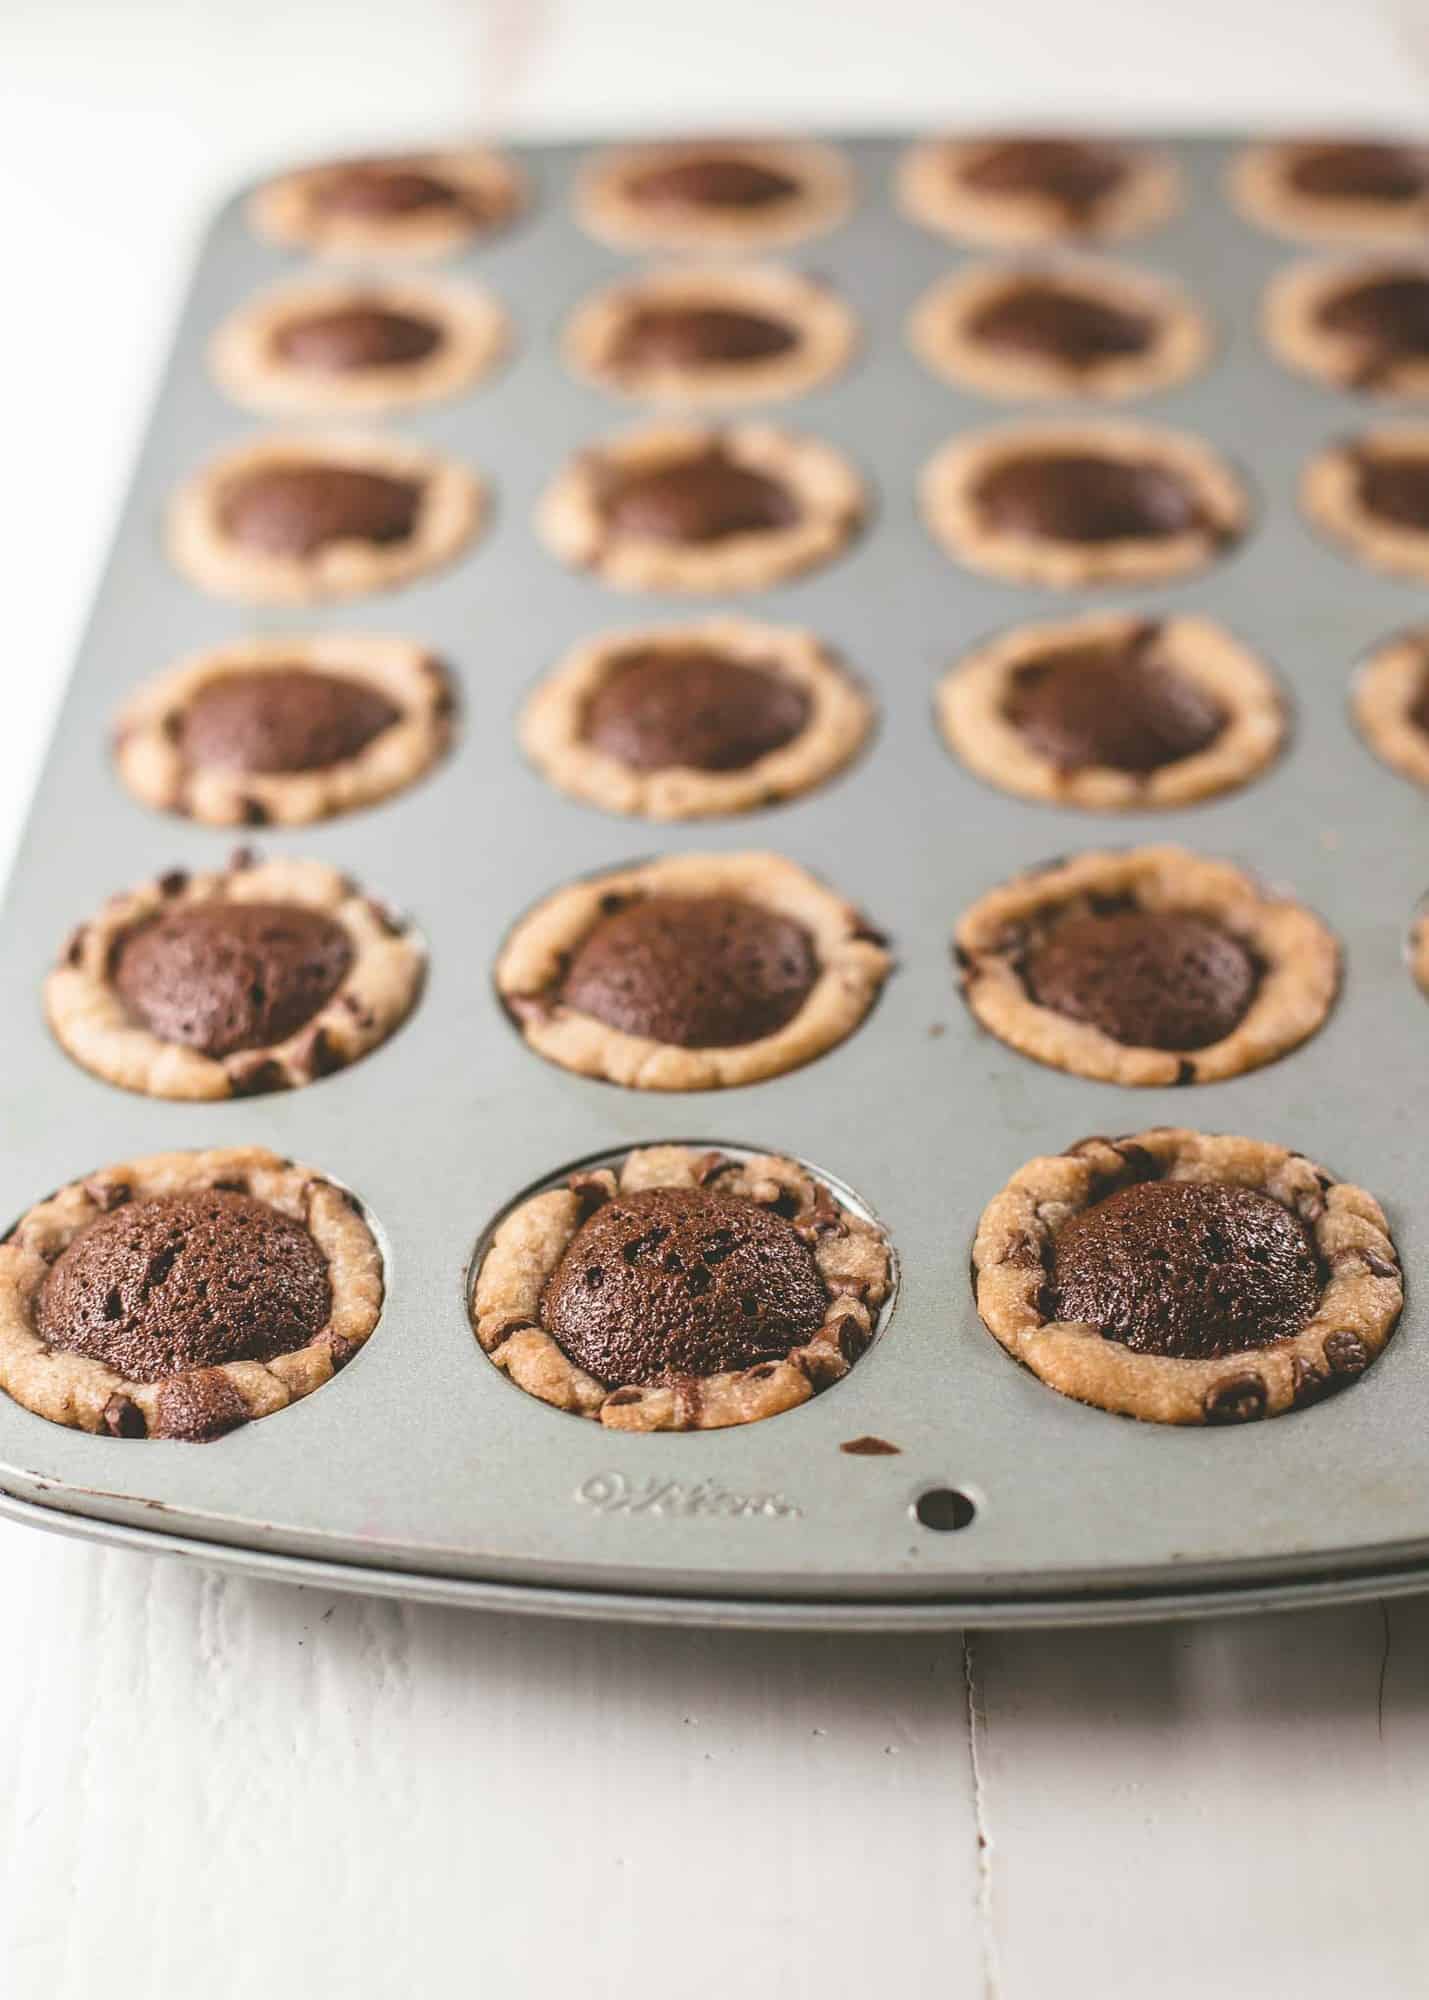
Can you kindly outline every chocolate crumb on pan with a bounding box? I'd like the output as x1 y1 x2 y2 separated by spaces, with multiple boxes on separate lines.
0 1148 383 1439
972 1129 1401 1425
471 1145 893 1431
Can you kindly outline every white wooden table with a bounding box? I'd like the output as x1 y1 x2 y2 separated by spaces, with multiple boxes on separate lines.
3 5 1428 1992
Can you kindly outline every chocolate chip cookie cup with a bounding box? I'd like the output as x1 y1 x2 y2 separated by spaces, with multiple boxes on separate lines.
168 432 484 605
519 618 873 821
937 611 1284 811
1262 258 1429 399
115 632 454 827
1302 427 1429 580
921 423 1247 589
250 146 524 257
576 139 851 253
956 848 1339 1088
1353 626 1429 786
973 1130 1401 1427
471 1145 893 1432
897 135 1180 246
1230 139 1429 245
211 276 510 416
563 264 858 408
496 852 890 1091
909 258 1210 403
47 854 423 1101
537 422 864 595
0 1148 383 1441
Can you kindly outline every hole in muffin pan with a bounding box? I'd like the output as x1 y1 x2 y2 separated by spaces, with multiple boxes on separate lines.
465 1139 901 1427
913 1486 977 1532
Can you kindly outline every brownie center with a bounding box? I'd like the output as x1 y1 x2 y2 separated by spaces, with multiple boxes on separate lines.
582 646 810 773
968 281 1155 366
1049 1179 1322 1361
273 303 443 372
313 161 469 218
1004 629 1226 774
35 1190 332 1381
219 463 421 558
960 138 1128 215
974 451 1197 544
612 303 798 370
627 156 799 211
558 894 818 1048
600 448 798 545
180 667 401 775
1023 909 1259 1051
1287 142 1429 204
1355 450 1429 531
113 901 354 1057
540 1185 826 1383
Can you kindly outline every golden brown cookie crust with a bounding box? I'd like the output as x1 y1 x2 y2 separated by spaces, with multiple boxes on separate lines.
1302 426 1429 579
537 422 864 594
973 1128 1402 1426
0 1148 384 1439
1262 257 1429 398
46 855 424 1101
922 422 1247 588
114 632 455 827
576 139 852 252
897 137 1180 246
249 147 524 258
936 611 1285 811
519 618 873 821
167 431 484 605
495 850 891 1091
1353 627 1429 785
956 847 1339 1087
1230 141 1429 244
211 276 510 415
471 1145 893 1432
563 263 858 408
908 257 1211 403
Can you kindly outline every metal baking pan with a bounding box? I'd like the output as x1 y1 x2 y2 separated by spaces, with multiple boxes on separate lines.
3 134 1428 1629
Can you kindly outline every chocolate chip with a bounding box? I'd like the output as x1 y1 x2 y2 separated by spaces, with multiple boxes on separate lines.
1203 1373 1268 1424
102 1393 147 1439
1324 1330 1371 1377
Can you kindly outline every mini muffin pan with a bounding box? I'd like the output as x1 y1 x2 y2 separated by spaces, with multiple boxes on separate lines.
3 134 1429 1629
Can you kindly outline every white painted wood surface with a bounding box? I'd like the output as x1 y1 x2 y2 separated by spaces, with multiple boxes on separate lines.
3 5 1429 1993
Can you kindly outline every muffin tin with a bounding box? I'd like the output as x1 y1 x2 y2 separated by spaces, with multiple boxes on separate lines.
3 133 1429 1629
